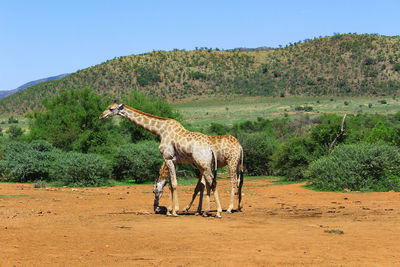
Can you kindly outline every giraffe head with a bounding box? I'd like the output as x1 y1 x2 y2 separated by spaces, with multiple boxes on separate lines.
99 102 124 120
153 162 169 213
153 179 167 212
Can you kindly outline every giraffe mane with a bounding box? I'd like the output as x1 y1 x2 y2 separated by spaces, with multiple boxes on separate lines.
123 104 170 121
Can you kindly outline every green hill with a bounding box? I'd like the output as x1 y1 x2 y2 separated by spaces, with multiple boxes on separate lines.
1 34 400 115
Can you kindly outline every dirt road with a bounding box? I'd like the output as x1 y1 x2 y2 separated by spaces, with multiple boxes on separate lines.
1 178 400 266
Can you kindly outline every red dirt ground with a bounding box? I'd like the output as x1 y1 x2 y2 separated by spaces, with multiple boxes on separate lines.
1 178 400 266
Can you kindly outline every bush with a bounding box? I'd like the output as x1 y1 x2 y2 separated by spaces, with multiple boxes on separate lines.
0 141 56 182
0 140 111 186
208 123 227 135
6 125 24 139
239 133 279 176
29 140 54 152
8 116 18 124
306 143 400 191
50 152 111 187
271 136 323 180
294 106 313 112
111 141 164 183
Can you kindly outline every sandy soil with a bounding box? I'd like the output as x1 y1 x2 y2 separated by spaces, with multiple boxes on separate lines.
1 178 400 266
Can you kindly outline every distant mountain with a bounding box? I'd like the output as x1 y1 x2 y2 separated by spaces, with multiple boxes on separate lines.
0 73 69 99
1 34 400 115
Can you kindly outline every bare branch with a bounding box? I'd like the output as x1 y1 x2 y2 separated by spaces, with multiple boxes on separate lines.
329 114 347 154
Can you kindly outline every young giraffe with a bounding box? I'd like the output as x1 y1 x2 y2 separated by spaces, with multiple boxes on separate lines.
154 135 244 215
99 102 223 218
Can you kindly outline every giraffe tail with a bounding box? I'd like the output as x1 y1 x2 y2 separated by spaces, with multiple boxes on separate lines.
237 146 244 189
211 149 217 189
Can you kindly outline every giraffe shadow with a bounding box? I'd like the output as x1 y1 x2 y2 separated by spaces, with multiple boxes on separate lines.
154 207 241 216
154 206 168 215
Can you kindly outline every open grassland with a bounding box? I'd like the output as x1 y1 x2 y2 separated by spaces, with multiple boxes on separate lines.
0 115 30 137
174 96 400 126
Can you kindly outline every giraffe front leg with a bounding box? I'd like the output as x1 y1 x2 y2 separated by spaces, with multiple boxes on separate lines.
212 187 223 218
203 172 222 218
165 160 179 217
167 183 173 216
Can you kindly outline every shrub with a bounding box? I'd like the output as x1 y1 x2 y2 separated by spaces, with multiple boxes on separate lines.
306 143 400 191
111 141 164 183
208 123 227 135
271 136 323 181
8 116 18 124
239 133 280 176
50 152 111 187
29 140 54 152
0 141 56 182
6 125 24 139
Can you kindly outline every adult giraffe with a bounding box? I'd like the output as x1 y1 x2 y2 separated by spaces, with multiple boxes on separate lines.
99 102 223 218
154 135 244 215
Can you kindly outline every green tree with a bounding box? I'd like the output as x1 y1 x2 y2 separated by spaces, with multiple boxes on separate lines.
365 122 400 145
310 114 345 150
239 133 279 176
27 88 118 153
271 136 322 180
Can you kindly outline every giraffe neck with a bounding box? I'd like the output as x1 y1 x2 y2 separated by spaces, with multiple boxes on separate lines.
119 105 169 138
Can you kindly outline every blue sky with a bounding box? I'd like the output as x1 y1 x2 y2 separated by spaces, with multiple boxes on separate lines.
1 0 399 91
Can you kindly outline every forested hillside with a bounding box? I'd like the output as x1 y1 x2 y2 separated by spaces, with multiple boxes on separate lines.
1 34 400 114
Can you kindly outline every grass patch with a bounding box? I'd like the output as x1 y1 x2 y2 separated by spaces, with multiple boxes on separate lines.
0 194 28 198
0 115 29 137
174 96 400 127
272 179 303 185
302 183 344 193
324 229 344 235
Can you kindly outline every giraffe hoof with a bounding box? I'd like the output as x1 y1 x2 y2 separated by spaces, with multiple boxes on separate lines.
226 210 232 214
195 212 201 216
202 212 209 217
167 213 179 217
215 214 222 219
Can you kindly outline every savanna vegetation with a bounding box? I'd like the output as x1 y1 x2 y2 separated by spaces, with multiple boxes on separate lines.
1 34 400 115
1 87 400 192
1 33 400 191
